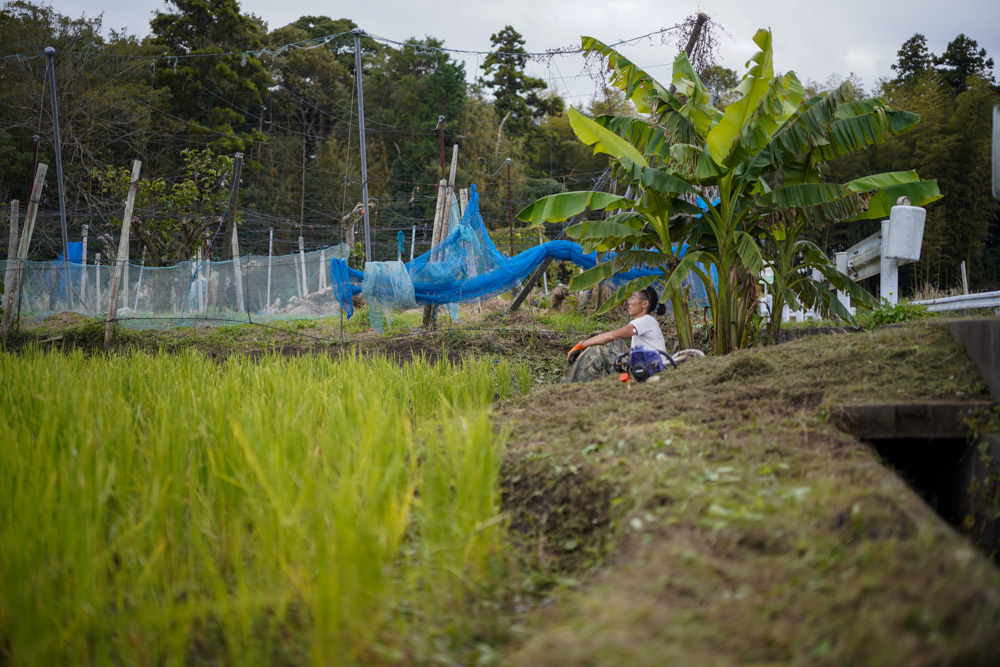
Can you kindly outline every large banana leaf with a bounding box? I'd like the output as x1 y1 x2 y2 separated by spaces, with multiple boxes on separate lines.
706 28 775 165
569 108 648 167
768 83 851 163
516 190 628 223
813 109 919 161
755 183 864 221
565 211 646 237
733 230 764 275
843 179 942 221
618 157 696 195
671 52 721 137
595 275 660 315
845 170 920 190
565 220 645 242
594 115 684 157
569 262 617 292
581 36 672 114
729 71 805 168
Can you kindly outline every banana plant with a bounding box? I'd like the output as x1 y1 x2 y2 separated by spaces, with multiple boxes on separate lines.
517 28 941 354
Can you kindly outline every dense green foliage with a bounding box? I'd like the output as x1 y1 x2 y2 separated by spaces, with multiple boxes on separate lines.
0 0 995 293
0 348 528 663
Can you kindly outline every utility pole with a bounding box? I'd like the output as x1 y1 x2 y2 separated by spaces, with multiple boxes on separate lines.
352 29 372 263
45 47 72 308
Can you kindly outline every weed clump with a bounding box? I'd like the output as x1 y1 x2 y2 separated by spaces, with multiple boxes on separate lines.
711 354 775 384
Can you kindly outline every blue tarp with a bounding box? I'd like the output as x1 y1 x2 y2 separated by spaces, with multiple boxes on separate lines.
331 185 715 328
46 242 84 299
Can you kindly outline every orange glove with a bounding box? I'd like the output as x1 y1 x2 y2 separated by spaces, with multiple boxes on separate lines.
567 342 586 365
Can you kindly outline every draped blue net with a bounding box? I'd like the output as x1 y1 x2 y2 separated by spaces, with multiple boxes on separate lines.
333 184 713 333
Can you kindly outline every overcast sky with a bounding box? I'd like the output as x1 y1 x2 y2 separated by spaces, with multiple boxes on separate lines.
55 0 1000 102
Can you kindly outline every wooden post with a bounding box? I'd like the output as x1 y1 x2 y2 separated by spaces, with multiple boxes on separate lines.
223 153 245 311
459 188 469 218
509 257 553 313
319 248 327 290
442 144 459 238
266 227 273 313
510 205 593 312
2 165 47 343
104 160 140 347
232 224 245 313
133 246 146 311
94 253 101 315
430 179 448 259
80 224 88 308
423 178 448 328
298 235 307 297
4 200 18 307
506 158 514 256
961 260 969 295
539 228 549 294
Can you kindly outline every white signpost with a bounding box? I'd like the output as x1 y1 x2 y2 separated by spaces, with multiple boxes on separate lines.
782 198 926 323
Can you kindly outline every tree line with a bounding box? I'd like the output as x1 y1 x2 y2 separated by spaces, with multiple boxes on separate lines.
0 0 996 295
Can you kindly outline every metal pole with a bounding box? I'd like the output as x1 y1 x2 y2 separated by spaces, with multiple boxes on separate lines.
352 29 372 263
410 224 416 261
45 47 72 308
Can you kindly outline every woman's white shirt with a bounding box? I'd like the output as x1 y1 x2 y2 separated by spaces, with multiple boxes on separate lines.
629 314 666 353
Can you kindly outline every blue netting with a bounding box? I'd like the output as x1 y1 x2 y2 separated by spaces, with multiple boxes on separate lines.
332 185 715 333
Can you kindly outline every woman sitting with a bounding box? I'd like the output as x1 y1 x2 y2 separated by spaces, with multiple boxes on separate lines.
565 286 669 383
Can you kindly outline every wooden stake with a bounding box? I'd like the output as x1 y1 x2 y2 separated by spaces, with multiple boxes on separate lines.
80 223 88 307
298 235 307 297
441 143 459 238
104 160 141 348
232 224 245 313
2 165 47 342
4 200 18 308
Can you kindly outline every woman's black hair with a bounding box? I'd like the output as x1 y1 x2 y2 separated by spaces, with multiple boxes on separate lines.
641 286 667 317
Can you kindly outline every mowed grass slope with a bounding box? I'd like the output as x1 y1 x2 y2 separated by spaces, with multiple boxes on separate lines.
499 321 1000 665
0 349 529 665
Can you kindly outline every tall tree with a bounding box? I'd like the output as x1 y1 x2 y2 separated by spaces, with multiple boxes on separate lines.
935 33 996 93
479 26 563 139
150 0 271 153
891 33 933 85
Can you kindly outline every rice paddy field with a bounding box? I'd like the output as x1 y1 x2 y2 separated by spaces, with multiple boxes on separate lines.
0 348 529 665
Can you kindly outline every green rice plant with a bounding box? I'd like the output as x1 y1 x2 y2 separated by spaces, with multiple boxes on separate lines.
0 347 525 665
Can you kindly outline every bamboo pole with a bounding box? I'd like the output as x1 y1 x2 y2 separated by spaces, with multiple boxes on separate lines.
2 164 47 343
103 160 141 348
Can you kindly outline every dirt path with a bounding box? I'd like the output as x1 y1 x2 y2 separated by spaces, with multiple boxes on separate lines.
498 321 1000 665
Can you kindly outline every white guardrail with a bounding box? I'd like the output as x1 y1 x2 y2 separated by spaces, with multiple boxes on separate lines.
911 290 1000 314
